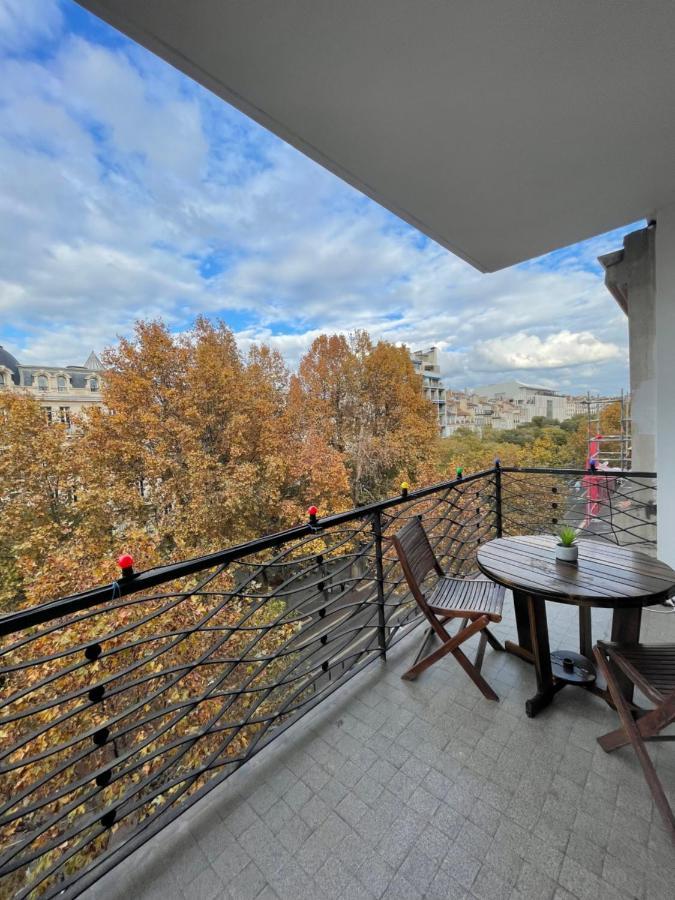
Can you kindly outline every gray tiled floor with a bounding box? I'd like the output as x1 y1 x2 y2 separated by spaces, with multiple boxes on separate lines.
87 597 675 900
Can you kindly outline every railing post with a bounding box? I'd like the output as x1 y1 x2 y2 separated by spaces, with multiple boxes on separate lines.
494 459 503 538
372 510 387 659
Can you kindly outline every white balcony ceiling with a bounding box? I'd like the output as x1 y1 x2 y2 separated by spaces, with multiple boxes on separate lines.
78 1 675 272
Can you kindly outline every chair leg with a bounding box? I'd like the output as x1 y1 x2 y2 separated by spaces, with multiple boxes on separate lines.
474 631 488 672
402 631 465 681
452 646 499 701
402 617 499 701
594 647 675 840
598 703 675 753
484 627 504 652
411 625 436 667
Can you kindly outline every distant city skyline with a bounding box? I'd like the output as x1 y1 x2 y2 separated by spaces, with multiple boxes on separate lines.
1 0 631 394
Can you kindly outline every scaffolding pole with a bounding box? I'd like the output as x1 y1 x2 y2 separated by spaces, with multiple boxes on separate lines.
585 391 631 469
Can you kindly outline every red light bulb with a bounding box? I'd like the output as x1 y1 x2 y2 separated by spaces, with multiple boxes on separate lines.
307 506 318 517
117 553 134 572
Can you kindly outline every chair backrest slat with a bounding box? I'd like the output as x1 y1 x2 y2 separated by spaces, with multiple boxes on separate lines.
391 518 443 601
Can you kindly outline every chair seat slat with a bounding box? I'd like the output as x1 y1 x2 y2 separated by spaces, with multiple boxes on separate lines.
611 644 675 694
428 576 504 621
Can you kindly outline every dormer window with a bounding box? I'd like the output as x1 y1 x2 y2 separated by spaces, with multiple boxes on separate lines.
57 375 67 392
90 377 99 392
0 372 4 387
37 375 48 392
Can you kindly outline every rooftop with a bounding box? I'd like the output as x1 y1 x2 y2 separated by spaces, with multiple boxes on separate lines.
0 346 103 374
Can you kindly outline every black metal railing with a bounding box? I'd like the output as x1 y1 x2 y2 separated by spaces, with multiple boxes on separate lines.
0 466 657 897
499 466 657 547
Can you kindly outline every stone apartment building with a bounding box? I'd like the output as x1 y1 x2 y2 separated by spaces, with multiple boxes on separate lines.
411 356 593 436
411 351 529 436
566 395 589 419
471 379 570 423
444 391 524 434
0 345 104 425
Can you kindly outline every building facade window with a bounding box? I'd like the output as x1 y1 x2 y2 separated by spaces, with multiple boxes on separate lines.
57 375 67 392
24 372 33 386
90 377 99 392
43 407 53 423
37 374 48 392
59 407 71 426
0 372 4 386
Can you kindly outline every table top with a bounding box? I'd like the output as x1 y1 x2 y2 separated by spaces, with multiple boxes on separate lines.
476 535 675 608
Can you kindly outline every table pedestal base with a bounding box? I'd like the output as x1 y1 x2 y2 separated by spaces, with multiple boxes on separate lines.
525 682 565 717
521 651 596 718
550 650 596 684
504 639 534 664
504 591 641 718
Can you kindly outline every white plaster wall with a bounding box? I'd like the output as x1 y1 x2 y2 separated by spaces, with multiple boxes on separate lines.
655 203 675 565
624 228 656 473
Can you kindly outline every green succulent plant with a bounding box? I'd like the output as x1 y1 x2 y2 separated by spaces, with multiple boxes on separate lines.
558 526 577 547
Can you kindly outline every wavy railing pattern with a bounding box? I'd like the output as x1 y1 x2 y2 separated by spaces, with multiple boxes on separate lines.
0 470 496 898
500 467 657 549
0 466 656 897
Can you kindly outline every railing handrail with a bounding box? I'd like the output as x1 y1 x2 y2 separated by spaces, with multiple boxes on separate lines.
0 468 495 637
0 465 653 637
500 466 656 477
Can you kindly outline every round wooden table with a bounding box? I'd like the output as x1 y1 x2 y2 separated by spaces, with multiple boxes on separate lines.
477 535 675 717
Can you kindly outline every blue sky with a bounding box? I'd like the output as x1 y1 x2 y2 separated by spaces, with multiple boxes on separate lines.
0 0 636 393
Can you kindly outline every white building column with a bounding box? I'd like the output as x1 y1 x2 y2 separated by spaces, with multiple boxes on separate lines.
655 202 675 566
600 225 660 558
600 227 656 473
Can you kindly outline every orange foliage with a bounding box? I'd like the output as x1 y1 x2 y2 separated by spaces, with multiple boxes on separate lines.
291 331 438 504
1 321 440 607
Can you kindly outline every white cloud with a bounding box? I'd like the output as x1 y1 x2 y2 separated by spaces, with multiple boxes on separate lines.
0 0 63 54
473 331 623 371
0 13 631 394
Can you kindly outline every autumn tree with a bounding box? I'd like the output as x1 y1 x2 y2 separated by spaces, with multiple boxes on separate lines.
291 332 439 504
10 319 615 607
83 318 307 559
524 426 576 468
437 427 521 475
0 393 74 608
594 399 625 464
292 333 358 453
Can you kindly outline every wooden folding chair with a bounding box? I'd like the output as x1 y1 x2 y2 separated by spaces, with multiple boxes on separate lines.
391 517 505 699
594 641 675 840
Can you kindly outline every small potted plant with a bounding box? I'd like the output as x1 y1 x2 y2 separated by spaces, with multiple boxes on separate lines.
556 526 578 563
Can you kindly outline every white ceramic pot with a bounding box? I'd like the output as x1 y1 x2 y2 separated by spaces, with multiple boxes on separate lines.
555 543 578 563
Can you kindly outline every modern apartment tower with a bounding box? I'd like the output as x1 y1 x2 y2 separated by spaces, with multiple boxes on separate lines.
411 347 449 436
